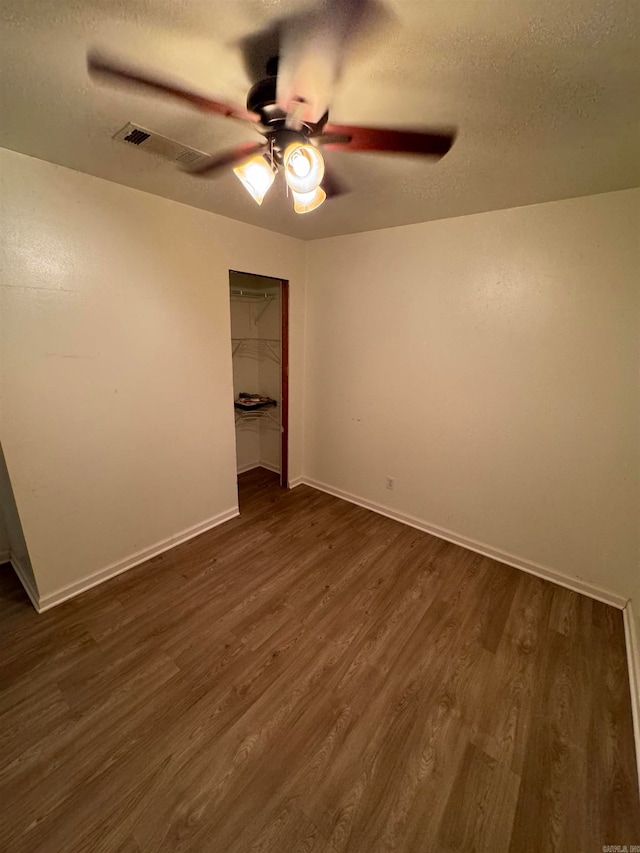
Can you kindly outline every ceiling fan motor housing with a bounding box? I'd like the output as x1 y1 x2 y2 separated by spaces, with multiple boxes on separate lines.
247 76 284 124
247 71 329 149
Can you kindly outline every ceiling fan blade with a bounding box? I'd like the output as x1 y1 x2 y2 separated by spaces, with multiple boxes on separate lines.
87 51 260 125
322 163 349 198
318 123 456 159
237 23 283 86
276 0 389 123
183 142 269 177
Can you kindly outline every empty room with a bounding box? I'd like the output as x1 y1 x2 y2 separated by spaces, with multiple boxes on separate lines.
1 0 639 850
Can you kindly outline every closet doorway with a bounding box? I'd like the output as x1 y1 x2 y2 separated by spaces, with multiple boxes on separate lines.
229 271 289 488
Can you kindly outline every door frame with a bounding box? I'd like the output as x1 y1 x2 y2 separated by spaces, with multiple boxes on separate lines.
280 279 289 488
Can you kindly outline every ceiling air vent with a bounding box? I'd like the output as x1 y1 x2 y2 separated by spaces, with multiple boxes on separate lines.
112 123 210 169
123 128 150 145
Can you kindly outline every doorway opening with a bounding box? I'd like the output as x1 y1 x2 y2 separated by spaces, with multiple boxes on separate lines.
229 271 289 488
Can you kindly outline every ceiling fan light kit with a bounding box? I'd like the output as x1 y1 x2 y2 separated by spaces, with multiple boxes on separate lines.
284 141 327 213
292 186 327 214
284 142 325 193
232 140 326 213
232 154 276 205
232 141 326 213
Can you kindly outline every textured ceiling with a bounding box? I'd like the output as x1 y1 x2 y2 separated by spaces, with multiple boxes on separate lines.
1 0 638 240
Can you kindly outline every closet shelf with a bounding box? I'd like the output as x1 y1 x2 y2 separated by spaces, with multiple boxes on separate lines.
232 338 281 364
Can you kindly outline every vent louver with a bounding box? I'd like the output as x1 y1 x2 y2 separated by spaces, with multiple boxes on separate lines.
123 128 151 145
112 123 210 170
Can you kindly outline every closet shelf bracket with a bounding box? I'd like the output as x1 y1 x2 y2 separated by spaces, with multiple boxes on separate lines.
231 338 281 364
234 408 281 430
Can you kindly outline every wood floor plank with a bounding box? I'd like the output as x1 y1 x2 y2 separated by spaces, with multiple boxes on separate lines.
438 741 521 852
0 467 638 852
587 599 640 843
475 573 555 775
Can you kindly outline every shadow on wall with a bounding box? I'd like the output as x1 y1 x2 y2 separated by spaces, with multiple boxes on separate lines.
0 443 38 598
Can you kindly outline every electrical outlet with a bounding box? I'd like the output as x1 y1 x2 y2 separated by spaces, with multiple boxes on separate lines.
386 477 395 490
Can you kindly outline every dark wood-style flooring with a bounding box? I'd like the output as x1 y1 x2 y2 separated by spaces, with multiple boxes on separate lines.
1 467 638 852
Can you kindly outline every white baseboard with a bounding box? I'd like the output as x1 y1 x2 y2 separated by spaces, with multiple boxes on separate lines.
300 477 627 610
259 461 281 475
288 476 304 489
237 461 281 475
623 601 640 793
11 555 41 612
37 507 239 612
237 460 260 475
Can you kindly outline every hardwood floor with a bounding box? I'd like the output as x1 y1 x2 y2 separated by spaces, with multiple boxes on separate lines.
0 467 638 852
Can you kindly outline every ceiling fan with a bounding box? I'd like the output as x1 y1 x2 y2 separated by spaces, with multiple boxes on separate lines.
88 0 456 215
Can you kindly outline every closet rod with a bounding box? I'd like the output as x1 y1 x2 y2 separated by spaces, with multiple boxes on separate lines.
230 289 274 299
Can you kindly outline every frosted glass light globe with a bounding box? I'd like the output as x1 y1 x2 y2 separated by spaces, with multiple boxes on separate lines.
284 143 324 194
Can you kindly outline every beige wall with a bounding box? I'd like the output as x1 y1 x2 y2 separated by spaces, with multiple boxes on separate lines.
633 576 640 669
304 189 640 602
0 148 306 600
0 506 9 557
0 444 36 587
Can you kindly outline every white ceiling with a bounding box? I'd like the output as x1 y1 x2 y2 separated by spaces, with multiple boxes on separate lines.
1 0 638 240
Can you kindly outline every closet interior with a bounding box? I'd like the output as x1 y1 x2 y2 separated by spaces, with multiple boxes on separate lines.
229 271 284 481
